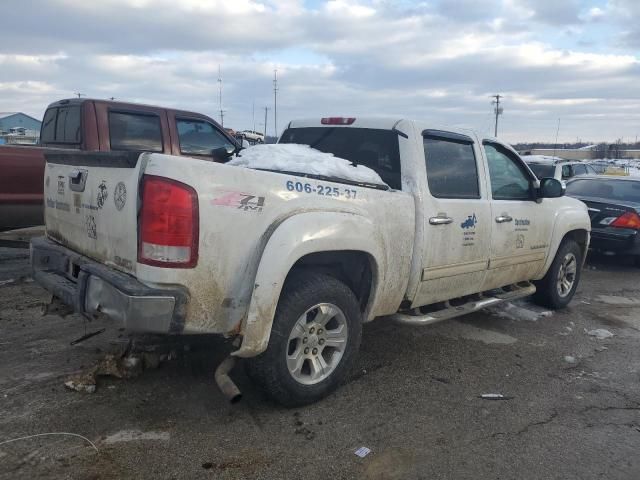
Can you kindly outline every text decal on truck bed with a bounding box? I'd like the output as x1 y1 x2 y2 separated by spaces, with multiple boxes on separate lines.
286 180 357 199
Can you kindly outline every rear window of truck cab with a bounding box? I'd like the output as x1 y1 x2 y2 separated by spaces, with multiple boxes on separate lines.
109 111 163 152
279 127 402 190
40 106 82 146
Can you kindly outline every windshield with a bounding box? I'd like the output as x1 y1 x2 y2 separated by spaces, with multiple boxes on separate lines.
279 127 401 189
566 178 640 203
527 163 555 179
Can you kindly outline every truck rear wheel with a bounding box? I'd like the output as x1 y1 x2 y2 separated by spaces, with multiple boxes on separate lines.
246 273 362 407
533 239 582 309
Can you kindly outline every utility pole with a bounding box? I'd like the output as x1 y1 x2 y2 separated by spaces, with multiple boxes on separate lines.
74 92 85 98
552 118 561 160
252 100 256 132
273 69 279 138
217 65 225 127
491 94 503 137
264 106 270 139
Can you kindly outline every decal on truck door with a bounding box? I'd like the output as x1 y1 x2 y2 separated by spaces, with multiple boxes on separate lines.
461 213 477 247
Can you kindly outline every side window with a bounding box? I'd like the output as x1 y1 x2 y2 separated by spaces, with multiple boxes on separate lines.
423 135 480 199
109 111 163 152
484 143 532 200
586 164 597 175
561 165 571 179
177 119 234 155
573 164 587 175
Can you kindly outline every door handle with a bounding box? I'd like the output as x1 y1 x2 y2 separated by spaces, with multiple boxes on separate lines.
429 216 453 225
495 215 513 223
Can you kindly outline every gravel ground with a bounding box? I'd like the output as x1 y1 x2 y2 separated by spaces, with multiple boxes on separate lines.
0 247 639 479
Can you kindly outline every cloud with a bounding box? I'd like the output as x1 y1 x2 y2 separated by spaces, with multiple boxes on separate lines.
0 0 638 142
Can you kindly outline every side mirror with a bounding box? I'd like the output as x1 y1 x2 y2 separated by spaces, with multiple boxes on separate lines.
211 145 235 161
539 177 564 198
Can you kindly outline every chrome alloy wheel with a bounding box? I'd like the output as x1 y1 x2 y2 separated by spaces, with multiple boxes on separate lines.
286 303 348 385
556 252 577 298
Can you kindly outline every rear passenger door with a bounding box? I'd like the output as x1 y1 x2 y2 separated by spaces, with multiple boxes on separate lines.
413 130 491 307
481 141 554 290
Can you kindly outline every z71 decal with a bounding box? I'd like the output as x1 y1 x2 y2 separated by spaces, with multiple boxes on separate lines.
212 191 265 213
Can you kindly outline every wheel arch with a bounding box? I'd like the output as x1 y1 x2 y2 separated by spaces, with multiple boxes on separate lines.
232 211 384 358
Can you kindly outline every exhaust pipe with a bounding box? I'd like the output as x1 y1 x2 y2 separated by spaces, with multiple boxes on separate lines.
214 356 242 404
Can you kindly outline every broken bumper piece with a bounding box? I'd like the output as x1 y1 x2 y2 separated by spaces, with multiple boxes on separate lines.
30 236 188 333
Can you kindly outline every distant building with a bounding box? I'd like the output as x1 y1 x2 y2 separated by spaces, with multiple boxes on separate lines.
0 112 41 145
0 112 41 135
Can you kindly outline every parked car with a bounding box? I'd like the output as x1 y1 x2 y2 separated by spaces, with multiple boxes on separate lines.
566 176 640 265
523 157 598 183
31 117 590 405
0 98 239 231
238 130 265 143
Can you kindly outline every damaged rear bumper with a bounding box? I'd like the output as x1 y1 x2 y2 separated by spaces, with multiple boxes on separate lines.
30 236 188 333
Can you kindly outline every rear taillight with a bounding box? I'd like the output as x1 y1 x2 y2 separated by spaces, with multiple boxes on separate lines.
138 175 199 268
611 211 640 230
321 117 355 125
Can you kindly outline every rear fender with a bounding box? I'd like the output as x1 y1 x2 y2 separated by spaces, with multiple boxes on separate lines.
232 211 382 358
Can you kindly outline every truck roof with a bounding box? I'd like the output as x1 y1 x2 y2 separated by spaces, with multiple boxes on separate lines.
46 98 211 119
288 117 480 139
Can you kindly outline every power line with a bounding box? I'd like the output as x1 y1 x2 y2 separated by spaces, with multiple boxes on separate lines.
491 94 503 137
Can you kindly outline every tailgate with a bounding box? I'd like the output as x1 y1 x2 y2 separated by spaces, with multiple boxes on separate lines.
44 151 144 273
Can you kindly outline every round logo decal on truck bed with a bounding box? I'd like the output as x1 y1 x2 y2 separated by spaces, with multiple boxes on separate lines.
114 182 127 211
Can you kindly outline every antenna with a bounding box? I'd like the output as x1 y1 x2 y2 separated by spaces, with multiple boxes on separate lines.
217 65 226 127
491 94 503 137
74 92 85 99
273 69 278 138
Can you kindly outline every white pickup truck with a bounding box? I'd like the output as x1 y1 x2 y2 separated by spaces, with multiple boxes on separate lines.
31 117 590 406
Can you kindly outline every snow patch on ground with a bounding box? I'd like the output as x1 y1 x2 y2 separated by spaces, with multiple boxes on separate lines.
104 430 170 444
229 143 386 185
486 301 553 322
442 321 518 345
521 155 563 163
585 328 614 339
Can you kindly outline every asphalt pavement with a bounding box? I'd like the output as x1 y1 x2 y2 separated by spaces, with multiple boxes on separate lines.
0 247 639 479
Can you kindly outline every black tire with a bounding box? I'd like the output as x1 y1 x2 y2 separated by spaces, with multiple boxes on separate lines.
245 272 362 407
533 239 582 309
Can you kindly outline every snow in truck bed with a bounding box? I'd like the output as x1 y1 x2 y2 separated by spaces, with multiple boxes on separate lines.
227 143 386 185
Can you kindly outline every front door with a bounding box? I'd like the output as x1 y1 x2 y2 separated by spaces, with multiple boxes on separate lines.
412 130 491 307
481 142 554 291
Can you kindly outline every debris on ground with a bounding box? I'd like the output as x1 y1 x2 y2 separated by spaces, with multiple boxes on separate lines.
479 393 513 400
70 328 106 345
354 447 371 458
585 328 614 339
103 430 170 444
64 351 165 393
564 355 577 364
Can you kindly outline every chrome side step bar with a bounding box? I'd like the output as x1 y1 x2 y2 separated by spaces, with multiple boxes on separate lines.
391 282 536 326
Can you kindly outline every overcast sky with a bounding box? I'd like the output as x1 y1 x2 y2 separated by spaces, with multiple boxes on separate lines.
1 0 639 142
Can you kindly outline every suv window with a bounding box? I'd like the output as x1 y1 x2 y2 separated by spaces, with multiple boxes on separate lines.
561 165 571 179
423 134 479 199
573 164 587 175
177 119 234 155
279 127 401 189
484 143 532 200
109 111 163 152
40 106 82 145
